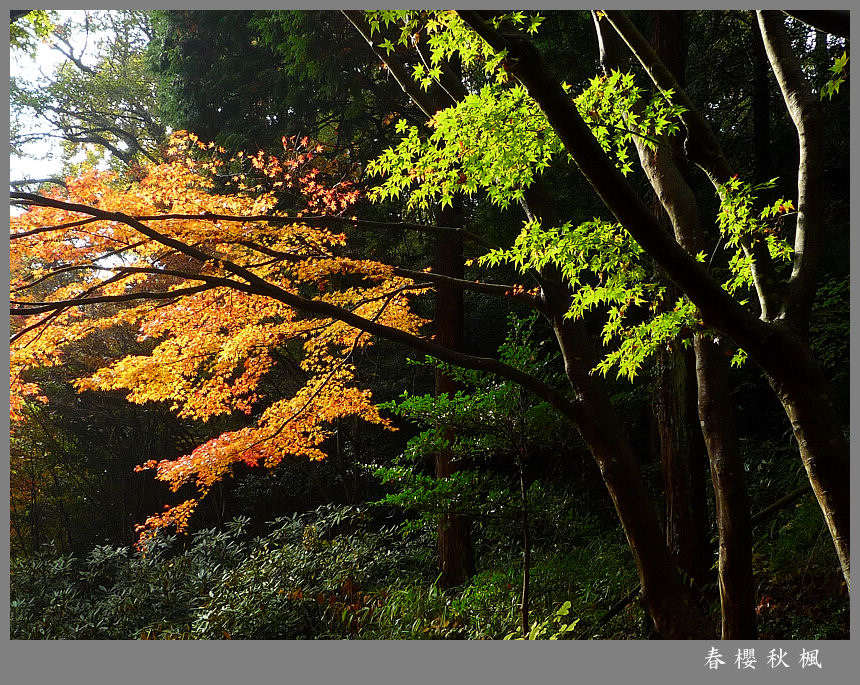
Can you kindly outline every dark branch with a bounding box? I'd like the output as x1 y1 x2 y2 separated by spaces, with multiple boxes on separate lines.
782 10 849 39
11 285 213 316
10 192 583 428
11 216 100 239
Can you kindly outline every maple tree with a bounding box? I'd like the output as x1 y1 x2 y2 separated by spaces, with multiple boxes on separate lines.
10 128 564 550
10 132 434 546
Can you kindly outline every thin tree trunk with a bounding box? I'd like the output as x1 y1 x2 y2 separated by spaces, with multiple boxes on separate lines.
695 336 756 638
434 200 474 588
518 453 531 638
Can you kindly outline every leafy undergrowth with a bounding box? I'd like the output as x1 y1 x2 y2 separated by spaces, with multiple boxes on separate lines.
753 497 849 640
9 495 848 640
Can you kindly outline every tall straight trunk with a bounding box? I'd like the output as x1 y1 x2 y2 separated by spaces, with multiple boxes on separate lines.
652 11 751 633
649 14 710 587
695 337 756 638
654 343 710 586
434 201 474 588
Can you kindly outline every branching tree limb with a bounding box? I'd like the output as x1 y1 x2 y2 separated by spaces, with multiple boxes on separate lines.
758 10 825 334
10 192 584 434
456 9 850 590
600 10 781 320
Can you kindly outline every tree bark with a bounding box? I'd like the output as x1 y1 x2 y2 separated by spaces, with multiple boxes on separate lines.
517 454 531 637
695 336 756 638
655 344 710 586
434 201 474 588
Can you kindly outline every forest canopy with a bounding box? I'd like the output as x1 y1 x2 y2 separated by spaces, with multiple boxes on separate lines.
8 9 850 642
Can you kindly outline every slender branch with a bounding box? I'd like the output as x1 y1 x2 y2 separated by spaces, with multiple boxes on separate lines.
11 285 213 316
9 192 583 428
232 237 540 310
12 239 150 293
392 266 544 311
758 10 825 333
11 216 101 239
45 210 495 250
342 9 451 119
246 281 409 452
11 271 128 345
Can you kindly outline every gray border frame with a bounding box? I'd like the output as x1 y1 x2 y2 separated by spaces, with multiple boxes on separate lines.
2 2 855 683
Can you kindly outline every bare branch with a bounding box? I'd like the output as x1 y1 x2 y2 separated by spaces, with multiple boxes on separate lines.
782 10 849 39
757 10 825 332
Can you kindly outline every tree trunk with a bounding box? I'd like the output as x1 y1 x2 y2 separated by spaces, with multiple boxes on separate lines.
434 201 474 588
347 10 708 633
591 11 761 636
546 286 708 638
695 336 757 638
766 346 851 586
655 344 710 586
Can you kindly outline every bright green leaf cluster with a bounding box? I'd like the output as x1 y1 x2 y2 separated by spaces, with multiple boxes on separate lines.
573 71 686 176
367 83 562 209
481 219 700 380
821 51 849 100
716 176 794 296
